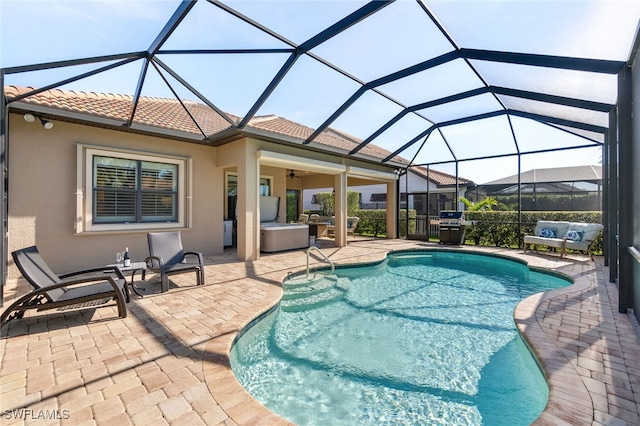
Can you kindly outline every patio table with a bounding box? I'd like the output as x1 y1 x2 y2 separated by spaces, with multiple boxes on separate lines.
308 222 329 238
107 262 147 299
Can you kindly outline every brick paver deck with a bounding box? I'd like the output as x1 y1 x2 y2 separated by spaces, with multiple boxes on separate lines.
1 239 639 425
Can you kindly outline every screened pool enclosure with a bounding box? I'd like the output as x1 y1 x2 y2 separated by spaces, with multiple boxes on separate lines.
1 1 639 317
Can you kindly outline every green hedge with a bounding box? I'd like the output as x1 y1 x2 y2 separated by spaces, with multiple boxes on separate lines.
350 209 417 237
308 208 604 256
464 211 603 254
494 193 601 211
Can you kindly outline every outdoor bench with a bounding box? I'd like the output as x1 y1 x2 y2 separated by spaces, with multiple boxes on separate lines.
523 220 603 260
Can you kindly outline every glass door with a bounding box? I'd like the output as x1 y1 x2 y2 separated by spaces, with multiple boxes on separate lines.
286 190 300 223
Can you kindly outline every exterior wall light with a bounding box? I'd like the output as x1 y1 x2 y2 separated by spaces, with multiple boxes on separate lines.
40 118 53 130
23 112 53 129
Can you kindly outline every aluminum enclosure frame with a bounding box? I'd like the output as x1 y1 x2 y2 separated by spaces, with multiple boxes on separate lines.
0 0 639 317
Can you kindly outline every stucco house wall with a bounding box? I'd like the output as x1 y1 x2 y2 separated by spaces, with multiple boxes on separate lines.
6 104 400 276
7 114 222 278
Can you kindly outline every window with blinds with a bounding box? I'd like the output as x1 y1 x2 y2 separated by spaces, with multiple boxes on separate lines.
370 193 387 202
93 156 178 223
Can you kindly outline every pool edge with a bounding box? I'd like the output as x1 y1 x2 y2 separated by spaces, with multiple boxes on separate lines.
227 246 588 425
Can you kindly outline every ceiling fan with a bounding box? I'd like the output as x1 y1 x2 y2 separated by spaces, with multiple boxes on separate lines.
289 170 297 179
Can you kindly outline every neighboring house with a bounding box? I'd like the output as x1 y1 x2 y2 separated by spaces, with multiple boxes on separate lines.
481 165 603 211
304 166 475 215
481 165 602 190
3 86 402 279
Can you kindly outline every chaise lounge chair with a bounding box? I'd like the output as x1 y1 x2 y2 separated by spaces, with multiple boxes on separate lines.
1 246 128 328
144 231 205 293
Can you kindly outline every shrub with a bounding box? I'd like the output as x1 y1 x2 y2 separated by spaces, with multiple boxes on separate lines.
350 209 417 237
308 190 362 216
464 211 603 254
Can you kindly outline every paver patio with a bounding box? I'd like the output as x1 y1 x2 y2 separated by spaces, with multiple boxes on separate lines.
1 239 639 425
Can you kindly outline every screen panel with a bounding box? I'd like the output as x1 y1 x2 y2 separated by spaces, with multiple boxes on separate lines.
378 58 484 107
310 1 453 82
427 0 640 60
439 115 518 160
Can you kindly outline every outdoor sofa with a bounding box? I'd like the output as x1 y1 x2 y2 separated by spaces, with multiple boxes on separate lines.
523 220 603 260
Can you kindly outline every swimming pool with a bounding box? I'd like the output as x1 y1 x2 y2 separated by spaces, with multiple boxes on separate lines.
230 250 571 425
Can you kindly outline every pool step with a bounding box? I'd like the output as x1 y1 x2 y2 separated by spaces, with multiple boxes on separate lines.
282 273 334 289
280 275 345 312
281 275 339 301
280 287 345 312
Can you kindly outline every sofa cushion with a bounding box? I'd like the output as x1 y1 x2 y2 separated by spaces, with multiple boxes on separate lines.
567 222 603 242
523 235 565 248
539 228 558 238
535 221 570 239
564 230 584 242
564 239 589 250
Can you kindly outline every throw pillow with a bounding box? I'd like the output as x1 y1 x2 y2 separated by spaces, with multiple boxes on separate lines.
565 230 584 242
538 228 557 238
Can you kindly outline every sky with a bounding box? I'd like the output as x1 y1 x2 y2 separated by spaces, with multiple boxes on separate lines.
1 0 638 184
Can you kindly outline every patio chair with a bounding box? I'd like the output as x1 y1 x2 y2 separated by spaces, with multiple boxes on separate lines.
326 217 359 237
144 231 205 293
1 246 128 328
347 217 360 236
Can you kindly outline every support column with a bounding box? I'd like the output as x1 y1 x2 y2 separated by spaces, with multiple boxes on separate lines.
333 172 347 247
386 180 397 239
236 144 260 261
1 71 6 306
606 108 618 282
618 67 633 313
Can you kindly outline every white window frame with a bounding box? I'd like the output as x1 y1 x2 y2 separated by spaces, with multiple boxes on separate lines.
225 172 273 196
76 143 192 234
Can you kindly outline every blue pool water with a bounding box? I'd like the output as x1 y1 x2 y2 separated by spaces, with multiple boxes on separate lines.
230 250 570 425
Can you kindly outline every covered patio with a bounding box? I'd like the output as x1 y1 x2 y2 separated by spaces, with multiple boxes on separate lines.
1 240 639 424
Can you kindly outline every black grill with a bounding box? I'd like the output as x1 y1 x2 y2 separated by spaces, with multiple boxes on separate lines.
438 211 467 245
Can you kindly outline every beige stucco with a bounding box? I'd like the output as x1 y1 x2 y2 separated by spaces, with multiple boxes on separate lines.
6 114 399 276
7 115 222 278
217 137 398 261
386 181 398 239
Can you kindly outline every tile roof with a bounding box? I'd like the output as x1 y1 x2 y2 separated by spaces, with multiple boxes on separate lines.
410 166 473 186
5 86 237 137
5 85 469 186
248 114 405 165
